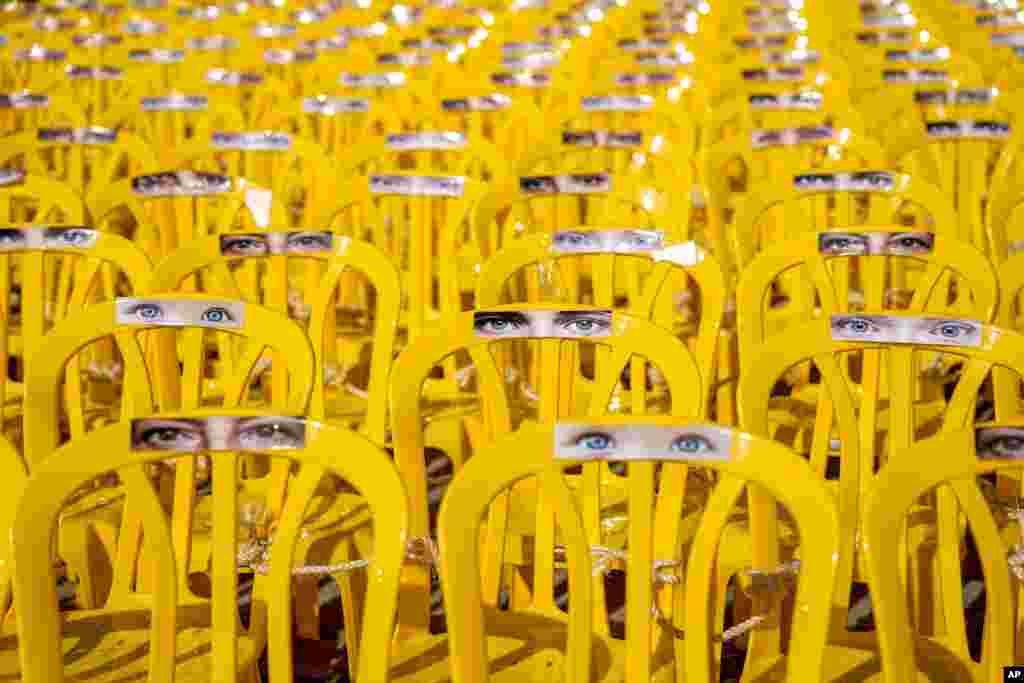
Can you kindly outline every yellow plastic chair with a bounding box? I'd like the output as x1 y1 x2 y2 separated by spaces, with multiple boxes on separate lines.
865 426 1022 681
0 171 85 224
0 90 86 137
0 432 27 622
425 418 840 682
387 306 705 637
22 294 315 608
8 413 407 683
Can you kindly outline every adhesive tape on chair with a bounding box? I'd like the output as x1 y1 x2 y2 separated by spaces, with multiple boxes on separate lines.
554 422 732 462
829 314 982 348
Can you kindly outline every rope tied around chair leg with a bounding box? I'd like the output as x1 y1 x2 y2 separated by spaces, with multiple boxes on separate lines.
237 535 439 576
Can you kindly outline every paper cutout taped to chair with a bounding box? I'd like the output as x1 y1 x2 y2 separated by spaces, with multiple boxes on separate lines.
72 32 122 46
885 47 950 62
303 96 369 114
0 169 25 186
473 309 613 339
751 125 835 148
0 227 97 251
554 422 732 462
264 48 317 64
188 35 240 50
991 32 1024 45
0 92 48 109
491 71 551 87
818 230 933 256
340 72 406 87
122 18 165 33
128 48 185 63
212 131 292 151
551 229 664 254
855 29 912 43
378 52 432 66
765 49 820 65
748 91 823 109
441 94 512 111
618 37 672 50
882 68 948 82
742 66 805 81
131 415 306 452
369 174 465 197
141 95 208 111
15 46 65 61
914 88 996 105
206 68 264 86
615 71 677 85
131 170 232 196
925 120 1010 139
830 314 982 347
734 35 788 48
65 65 122 80
562 130 643 147
975 426 1024 460
385 132 466 150
116 298 246 329
794 171 897 192
863 13 916 26
38 127 117 145
253 22 296 37
220 231 333 256
520 172 611 194
977 12 1023 26
581 95 654 111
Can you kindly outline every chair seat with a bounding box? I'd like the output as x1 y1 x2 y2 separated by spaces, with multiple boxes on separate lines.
389 607 624 683
0 604 262 683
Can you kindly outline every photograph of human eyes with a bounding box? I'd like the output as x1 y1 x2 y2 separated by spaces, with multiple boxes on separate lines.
551 310 612 337
830 314 890 340
220 233 270 256
284 231 333 254
818 232 868 255
554 423 731 461
473 311 531 337
883 232 933 255
519 176 557 194
975 426 1024 460
131 415 306 452
795 173 836 189
0 229 26 250
551 230 601 251
117 299 166 324
847 172 895 190
43 227 97 249
910 317 981 347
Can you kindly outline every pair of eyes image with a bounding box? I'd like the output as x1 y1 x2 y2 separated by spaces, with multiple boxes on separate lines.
552 230 662 252
560 428 719 457
474 310 612 338
133 416 305 452
221 232 333 256
0 228 95 249
819 232 932 255
120 301 238 326
831 315 977 342
976 427 1024 459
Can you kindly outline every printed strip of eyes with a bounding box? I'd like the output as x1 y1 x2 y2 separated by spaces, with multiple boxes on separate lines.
741 67 806 81
976 426 1024 460
253 23 297 37
339 72 407 87
925 120 1011 139
490 72 552 87
519 173 612 194
128 49 185 64
617 37 672 50
37 127 117 145
764 49 821 65
368 175 466 197
14 47 66 62
885 47 951 62
580 95 654 111
991 32 1024 45
0 93 48 109
401 38 452 51
747 19 805 33
862 13 916 26
734 35 788 48
385 132 467 150
473 309 614 339
211 132 293 151
914 88 996 105
794 171 897 192
131 415 306 452
0 227 97 251
220 231 333 256
555 422 733 462
977 12 1024 26
0 169 25 186
750 126 835 148
142 95 208 112
855 29 912 43
830 314 982 347
206 69 264 86
818 230 934 256
501 53 560 69
614 72 678 85
122 18 165 33
441 95 512 111
882 69 949 82
561 130 643 147
72 32 123 47
551 229 664 254
187 36 240 50
265 48 317 64
378 52 433 66
116 298 246 329
131 171 233 196
302 96 369 114
748 92 823 110
66 65 123 80
635 52 689 66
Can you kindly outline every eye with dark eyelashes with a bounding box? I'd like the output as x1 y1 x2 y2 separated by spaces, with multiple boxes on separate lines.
200 306 235 324
286 232 332 252
138 424 204 450
222 235 268 256
126 302 165 322
552 231 598 250
832 316 881 335
669 433 715 455
0 230 25 247
571 431 617 453
235 418 304 449
976 430 1024 458
48 228 93 247
926 320 975 340
553 311 612 336
473 311 530 336
885 233 932 254
820 234 868 255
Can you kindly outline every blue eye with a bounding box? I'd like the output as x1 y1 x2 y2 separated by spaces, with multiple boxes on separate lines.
670 434 714 454
136 303 163 320
201 306 234 324
929 321 974 339
574 432 615 451
834 317 880 335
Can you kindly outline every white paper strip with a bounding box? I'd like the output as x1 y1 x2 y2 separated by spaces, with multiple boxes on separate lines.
554 422 732 462
131 415 306 452
520 173 611 194
817 230 933 255
116 297 246 329
0 227 97 251
369 174 465 197
474 309 613 339
830 314 981 347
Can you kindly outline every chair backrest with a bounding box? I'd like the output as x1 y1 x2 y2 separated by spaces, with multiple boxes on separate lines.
389 305 704 632
12 414 407 683
439 419 840 683
0 172 85 224
864 426 1019 682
